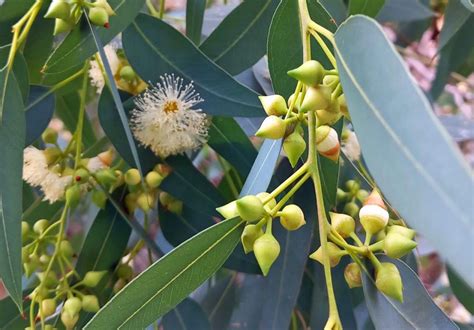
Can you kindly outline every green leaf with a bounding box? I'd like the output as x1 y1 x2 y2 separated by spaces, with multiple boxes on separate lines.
319 0 347 25
25 86 55 146
0 46 29 104
0 70 25 309
0 0 34 22
361 256 456 329
447 267 474 314
186 0 206 44
162 298 211 330
335 15 474 288
199 0 279 75
43 0 145 75
200 275 237 330
348 0 385 17
84 217 244 329
460 0 474 12
208 117 257 178
376 0 434 22
0 290 30 329
122 14 263 117
438 0 472 51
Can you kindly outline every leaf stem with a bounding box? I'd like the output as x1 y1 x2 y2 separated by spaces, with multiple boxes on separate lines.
74 62 90 169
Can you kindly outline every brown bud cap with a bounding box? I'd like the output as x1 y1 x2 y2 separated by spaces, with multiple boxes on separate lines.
97 148 114 166
344 263 362 288
364 190 386 209
375 262 404 302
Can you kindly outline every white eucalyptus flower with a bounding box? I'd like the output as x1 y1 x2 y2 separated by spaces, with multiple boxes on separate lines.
41 173 73 203
88 45 121 94
342 130 361 162
23 146 49 187
131 74 209 158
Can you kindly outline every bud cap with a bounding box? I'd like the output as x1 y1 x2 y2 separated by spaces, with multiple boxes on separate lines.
258 95 288 116
283 131 306 168
359 204 389 234
83 270 107 287
287 60 325 86
253 233 280 276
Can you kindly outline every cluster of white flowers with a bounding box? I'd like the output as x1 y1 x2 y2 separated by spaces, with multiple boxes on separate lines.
131 74 209 158
88 45 121 94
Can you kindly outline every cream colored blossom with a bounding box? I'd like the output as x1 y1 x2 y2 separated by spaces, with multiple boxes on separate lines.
342 130 361 162
41 173 72 203
131 74 209 158
23 147 49 187
88 45 121 94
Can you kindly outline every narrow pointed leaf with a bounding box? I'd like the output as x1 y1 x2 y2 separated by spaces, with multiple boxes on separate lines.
25 86 54 146
162 298 211 330
186 0 206 44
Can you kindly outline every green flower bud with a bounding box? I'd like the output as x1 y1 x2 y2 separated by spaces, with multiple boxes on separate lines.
310 242 344 267
120 66 136 82
383 232 417 259
253 233 280 276
44 0 71 20
322 75 339 87
61 310 79 329
316 125 340 162
326 98 341 114
137 192 155 212
21 221 30 242
387 225 416 240
125 192 138 213
41 127 58 144
256 192 277 213
283 131 306 168
315 109 342 126
241 224 264 254
53 18 74 35
92 189 107 209
159 192 183 214
65 185 81 208
37 271 58 288
287 93 302 112
336 188 347 203
30 286 48 301
375 262 403 302
287 60 325 86
258 95 288 116
345 180 360 193
88 7 109 28
300 85 331 113
82 295 100 313
94 0 116 15
41 299 57 318
343 202 359 219
145 171 163 188
33 219 49 235
124 168 141 186
236 195 266 222
43 147 62 165
330 212 355 238
59 240 74 258
95 169 118 186
356 189 369 202
117 264 133 280
338 94 350 119
344 263 362 288
280 204 306 231
82 270 107 288
255 116 287 140
74 168 90 183
216 201 239 219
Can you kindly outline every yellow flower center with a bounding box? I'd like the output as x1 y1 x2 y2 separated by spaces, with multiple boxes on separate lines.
163 100 179 114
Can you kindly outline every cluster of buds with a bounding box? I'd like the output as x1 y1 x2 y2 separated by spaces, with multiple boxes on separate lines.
217 193 306 275
336 180 369 218
309 188 417 302
44 0 115 35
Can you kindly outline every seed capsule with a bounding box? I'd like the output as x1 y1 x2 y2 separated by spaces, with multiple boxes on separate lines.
241 224 264 254
255 116 287 140
253 233 280 276
315 125 340 162
344 263 362 288
383 232 417 259
279 204 306 231
283 131 306 168
300 86 331 113
258 95 288 116
310 242 344 267
236 195 266 222
375 262 403 302
330 212 355 238
287 60 325 86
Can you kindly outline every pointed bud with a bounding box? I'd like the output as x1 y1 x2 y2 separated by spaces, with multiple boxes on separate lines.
44 0 71 20
338 94 350 119
53 18 74 35
315 109 342 126
74 168 90 183
300 85 331 113
359 204 389 235
41 127 58 144
256 192 277 213
253 233 280 276
43 147 62 165
61 310 79 329
124 168 141 186
82 295 100 313
33 219 49 235
387 225 416 240
310 242 344 267
236 195 266 222
59 240 74 258
344 263 362 288
94 0 116 15
117 264 133 280
65 185 81 208
97 149 114 166
216 201 239 219
280 204 306 231
255 116 286 140
137 192 155 212
330 212 355 238
287 60 325 86
259 95 288 116
343 202 359 219
336 188 347 203
83 271 107 288
283 131 306 168
120 66 136 82
41 299 57 318
88 7 109 27
29 286 48 301
92 189 107 209
241 224 264 254
145 171 163 188
316 125 340 162
64 297 82 316
96 169 118 186
375 262 403 302
21 221 30 242
383 232 417 259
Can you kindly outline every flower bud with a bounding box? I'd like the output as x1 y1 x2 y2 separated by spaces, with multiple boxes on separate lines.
310 242 344 267
117 264 133 280
65 185 81 208
94 0 116 15
344 263 362 288
33 219 49 235
336 188 347 203
88 7 109 28
96 169 118 186
53 18 74 35
338 94 350 119
359 204 389 235
315 109 342 126
83 270 107 288
356 189 369 202
300 85 331 113
44 0 71 20
258 95 288 116
125 192 137 213
124 168 141 186
253 233 280 276
287 93 302 112
61 310 79 329
41 127 58 144
236 195 266 222
43 147 62 165
345 180 360 193
37 271 58 288
64 297 82 316
255 116 286 140
326 98 340 114
383 232 417 259
256 192 277 213
387 225 416 240
137 192 155 212
145 171 163 188
330 212 355 238
322 75 339 87
216 201 239 219
343 202 359 219
41 299 57 318
92 189 107 209
30 286 48 301
375 262 403 302
315 125 340 162
280 204 306 231
21 221 30 242
120 66 136 82
241 224 264 254
82 295 100 313
287 60 325 86
283 131 306 168
74 168 90 183
159 192 183 214
59 240 74 258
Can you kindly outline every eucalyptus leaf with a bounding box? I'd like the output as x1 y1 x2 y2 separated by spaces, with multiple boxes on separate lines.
447 267 474 314
200 275 237 330
348 0 385 17
319 0 347 25
335 15 474 287
25 86 54 146
122 14 263 117
186 0 206 44
162 298 211 330
376 0 434 23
